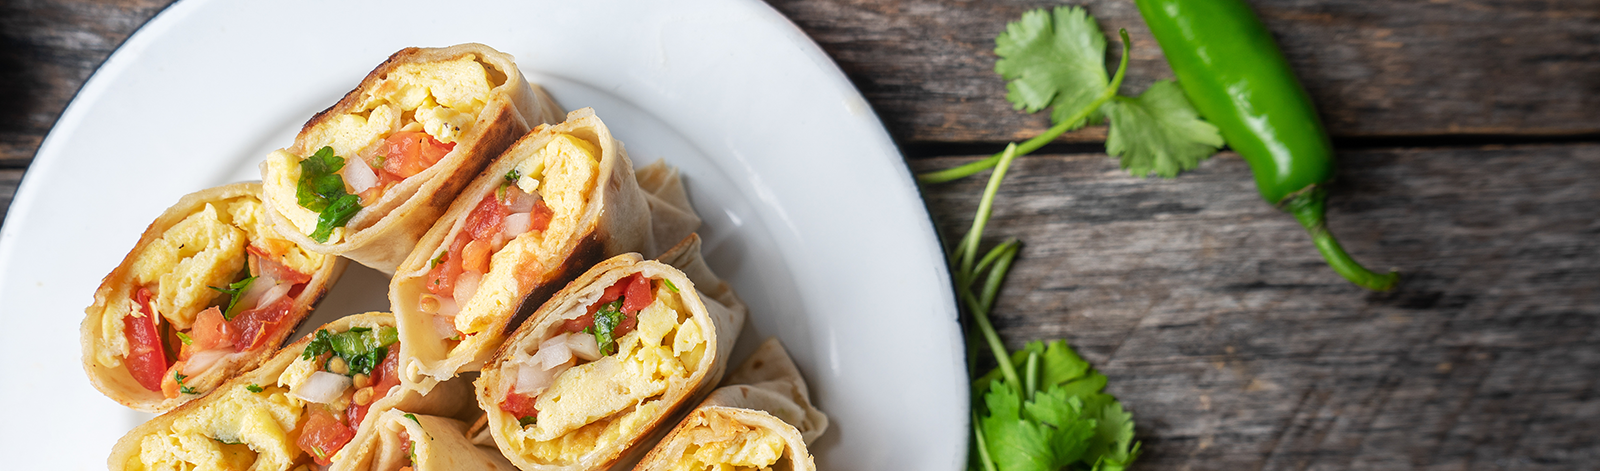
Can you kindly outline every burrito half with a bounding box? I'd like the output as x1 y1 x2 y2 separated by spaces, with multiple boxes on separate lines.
391 108 653 390
633 338 829 471
108 313 471 471
475 235 746 470
261 43 564 273
332 410 516 471
82 182 345 413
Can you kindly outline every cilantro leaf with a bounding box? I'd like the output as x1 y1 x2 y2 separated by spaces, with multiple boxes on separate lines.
246 384 263 393
587 300 625 356
296 146 364 242
974 340 1140 471
1103 80 1225 178
304 326 399 376
208 276 256 321
995 6 1109 129
175 373 198 395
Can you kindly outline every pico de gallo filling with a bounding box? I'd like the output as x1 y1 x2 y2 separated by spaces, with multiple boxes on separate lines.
265 54 498 243
415 133 599 343
283 326 404 466
496 272 709 462
104 197 324 398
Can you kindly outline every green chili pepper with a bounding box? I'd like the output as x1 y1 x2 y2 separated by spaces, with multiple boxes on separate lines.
1135 0 1398 291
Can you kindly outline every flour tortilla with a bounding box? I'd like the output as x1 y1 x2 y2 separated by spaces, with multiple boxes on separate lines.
632 338 828 471
261 43 564 273
391 108 653 392
474 235 747 471
332 410 516 471
81 182 346 414
635 159 702 255
108 313 472 471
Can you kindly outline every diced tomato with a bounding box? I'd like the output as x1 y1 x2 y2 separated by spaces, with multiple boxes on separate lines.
297 405 355 465
500 390 540 420
247 246 313 285
124 288 171 392
464 194 508 240
528 199 554 232
562 314 594 333
462 239 491 273
425 234 471 296
399 431 415 466
189 306 236 351
229 295 293 351
382 131 455 179
622 275 654 313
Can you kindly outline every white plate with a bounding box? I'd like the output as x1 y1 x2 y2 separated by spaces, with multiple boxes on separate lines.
0 0 966 469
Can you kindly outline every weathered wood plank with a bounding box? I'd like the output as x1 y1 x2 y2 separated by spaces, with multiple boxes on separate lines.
769 0 1600 144
0 169 20 224
914 144 1600 470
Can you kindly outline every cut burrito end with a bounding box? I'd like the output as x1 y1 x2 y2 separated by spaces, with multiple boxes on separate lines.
476 249 742 469
259 43 562 273
110 313 471 471
82 183 342 413
392 108 650 387
656 407 798 471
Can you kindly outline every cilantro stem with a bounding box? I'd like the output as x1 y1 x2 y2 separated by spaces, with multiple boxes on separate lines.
918 29 1133 185
972 411 999 471
964 240 1022 395
1024 350 1040 401
957 144 1020 279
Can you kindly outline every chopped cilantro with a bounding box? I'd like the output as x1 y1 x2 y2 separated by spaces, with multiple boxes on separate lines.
215 437 244 445
505 169 521 184
296 146 364 242
405 413 420 424
519 416 537 427
175 373 198 395
662 278 679 293
246 384 263 393
302 326 399 377
207 276 256 321
430 250 447 269
175 331 193 346
586 300 625 356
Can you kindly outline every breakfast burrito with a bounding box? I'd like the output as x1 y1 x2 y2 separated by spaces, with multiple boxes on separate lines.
260 43 564 273
82 182 345 413
109 313 472 471
475 234 747 470
332 410 516 471
633 338 829 471
390 108 654 391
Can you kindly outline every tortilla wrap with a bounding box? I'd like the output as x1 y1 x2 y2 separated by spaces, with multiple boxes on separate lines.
475 234 747 471
635 159 702 254
332 410 516 471
261 43 564 273
108 313 471 471
633 338 829 471
82 182 346 413
391 108 653 391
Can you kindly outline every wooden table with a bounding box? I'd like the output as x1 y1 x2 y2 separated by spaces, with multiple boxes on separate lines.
5 1 1597 469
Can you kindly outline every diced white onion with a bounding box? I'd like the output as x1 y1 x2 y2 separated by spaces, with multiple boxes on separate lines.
433 315 459 340
514 359 573 396
235 275 277 311
532 334 573 370
256 282 293 309
434 296 461 318
502 213 532 239
566 333 601 361
293 371 352 404
344 157 379 194
182 350 233 376
505 188 537 213
453 271 482 305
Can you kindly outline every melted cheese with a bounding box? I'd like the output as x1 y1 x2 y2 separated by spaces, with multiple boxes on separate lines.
509 283 702 462
131 383 306 471
266 54 497 241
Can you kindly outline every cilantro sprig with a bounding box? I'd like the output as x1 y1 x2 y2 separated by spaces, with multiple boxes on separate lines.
921 6 1221 183
585 300 626 356
296 146 364 243
300 326 399 376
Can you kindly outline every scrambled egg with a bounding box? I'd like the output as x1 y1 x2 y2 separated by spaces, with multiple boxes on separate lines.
509 282 707 462
671 413 788 471
127 383 306 471
265 55 497 240
127 202 246 330
455 133 600 336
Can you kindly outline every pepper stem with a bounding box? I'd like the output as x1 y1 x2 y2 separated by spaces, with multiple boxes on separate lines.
1283 186 1399 291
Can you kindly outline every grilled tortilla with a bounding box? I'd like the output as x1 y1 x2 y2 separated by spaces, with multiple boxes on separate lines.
475 235 746 471
82 182 345 413
260 43 563 273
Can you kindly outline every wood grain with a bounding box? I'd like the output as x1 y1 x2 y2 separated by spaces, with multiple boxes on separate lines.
915 144 1600 470
768 0 1600 144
